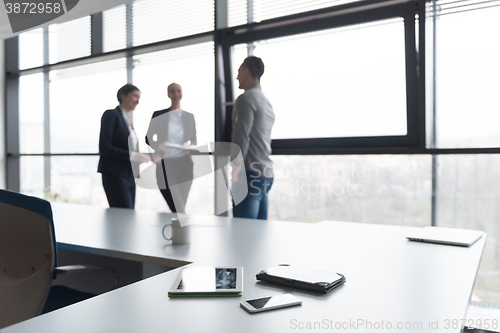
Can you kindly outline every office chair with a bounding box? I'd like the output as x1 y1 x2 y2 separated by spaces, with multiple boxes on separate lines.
0 189 123 329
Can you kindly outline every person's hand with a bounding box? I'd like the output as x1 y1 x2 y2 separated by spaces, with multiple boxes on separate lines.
231 164 243 183
159 142 172 153
182 141 191 155
131 152 151 164
137 153 151 163
152 154 163 164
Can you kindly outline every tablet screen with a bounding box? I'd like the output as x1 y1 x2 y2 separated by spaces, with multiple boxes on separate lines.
216 268 237 289
176 267 237 291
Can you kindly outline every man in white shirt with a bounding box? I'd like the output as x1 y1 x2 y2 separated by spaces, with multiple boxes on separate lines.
231 56 275 219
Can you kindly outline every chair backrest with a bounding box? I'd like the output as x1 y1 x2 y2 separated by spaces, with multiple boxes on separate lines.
0 189 56 329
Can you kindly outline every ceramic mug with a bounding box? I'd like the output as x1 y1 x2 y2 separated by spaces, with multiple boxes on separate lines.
162 218 190 244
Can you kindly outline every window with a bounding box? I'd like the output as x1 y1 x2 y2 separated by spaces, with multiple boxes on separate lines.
49 59 127 153
223 0 419 153
19 73 44 154
232 19 407 140
49 16 91 63
269 155 431 226
103 4 127 52
431 3 500 148
133 42 215 214
133 42 215 150
435 154 500 304
20 157 45 197
425 0 500 308
50 156 104 205
19 28 43 70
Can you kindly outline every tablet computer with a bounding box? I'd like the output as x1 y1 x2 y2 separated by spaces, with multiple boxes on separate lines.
168 266 243 297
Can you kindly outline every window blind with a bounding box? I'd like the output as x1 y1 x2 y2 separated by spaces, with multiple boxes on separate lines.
434 0 500 16
103 4 127 52
228 0 248 27
133 42 214 66
254 0 361 22
49 16 91 63
132 0 214 46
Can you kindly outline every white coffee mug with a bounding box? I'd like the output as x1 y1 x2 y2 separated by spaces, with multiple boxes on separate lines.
162 218 190 244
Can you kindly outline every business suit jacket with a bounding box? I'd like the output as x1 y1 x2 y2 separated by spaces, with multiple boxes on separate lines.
145 108 197 153
98 106 139 179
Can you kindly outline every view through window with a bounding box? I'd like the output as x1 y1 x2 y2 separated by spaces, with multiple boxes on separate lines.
232 19 407 140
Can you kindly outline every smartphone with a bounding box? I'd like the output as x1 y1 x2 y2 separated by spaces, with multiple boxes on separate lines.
240 294 302 313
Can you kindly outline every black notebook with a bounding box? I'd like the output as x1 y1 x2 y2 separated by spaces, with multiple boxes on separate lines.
256 265 346 294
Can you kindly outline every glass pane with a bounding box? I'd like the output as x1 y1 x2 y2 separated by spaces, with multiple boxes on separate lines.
49 16 91 63
133 42 215 151
132 0 214 46
19 28 43 70
49 156 104 205
433 6 500 148
20 156 45 198
435 154 500 305
268 155 431 226
231 44 248 98
232 19 407 140
133 43 215 215
49 59 127 153
104 4 127 52
46 155 213 214
19 73 44 154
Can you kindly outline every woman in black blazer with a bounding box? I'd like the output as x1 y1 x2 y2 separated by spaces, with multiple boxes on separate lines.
98 84 150 208
145 83 197 213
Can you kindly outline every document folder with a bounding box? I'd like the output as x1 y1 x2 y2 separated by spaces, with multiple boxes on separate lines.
256 265 346 294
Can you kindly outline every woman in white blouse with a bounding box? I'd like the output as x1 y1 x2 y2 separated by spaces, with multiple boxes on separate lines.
145 83 197 213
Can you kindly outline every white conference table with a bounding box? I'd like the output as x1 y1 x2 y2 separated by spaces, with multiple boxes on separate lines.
3 203 486 333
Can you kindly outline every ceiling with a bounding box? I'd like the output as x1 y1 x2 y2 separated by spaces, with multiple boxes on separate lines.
0 0 132 40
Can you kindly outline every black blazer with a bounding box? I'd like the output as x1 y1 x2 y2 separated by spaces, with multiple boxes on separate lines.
98 106 139 178
145 108 197 153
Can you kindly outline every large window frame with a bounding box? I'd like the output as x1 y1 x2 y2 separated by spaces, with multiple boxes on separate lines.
216 0 421 154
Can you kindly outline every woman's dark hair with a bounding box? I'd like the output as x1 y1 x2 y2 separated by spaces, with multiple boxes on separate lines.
242 56 265 80
117 84 140 103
